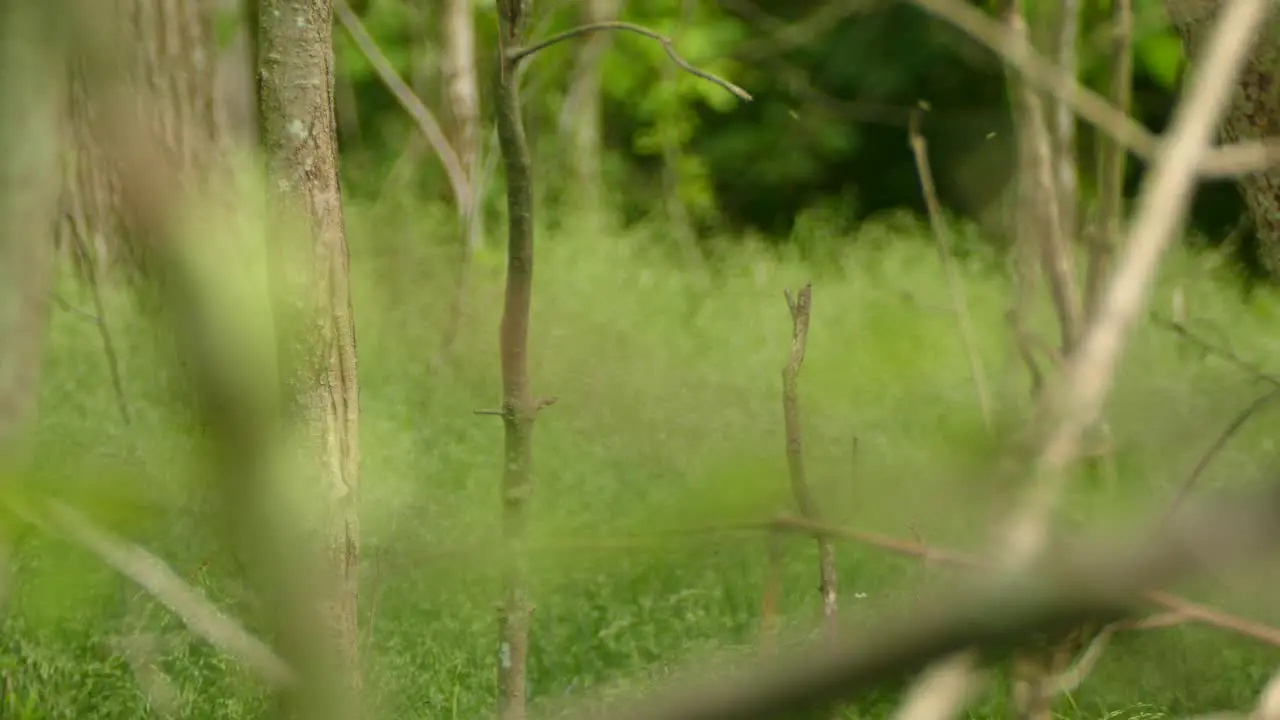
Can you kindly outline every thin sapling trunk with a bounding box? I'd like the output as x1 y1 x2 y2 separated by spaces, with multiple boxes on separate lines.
782 284 838 629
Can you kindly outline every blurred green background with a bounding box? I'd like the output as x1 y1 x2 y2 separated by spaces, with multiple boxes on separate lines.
7 0 1280 718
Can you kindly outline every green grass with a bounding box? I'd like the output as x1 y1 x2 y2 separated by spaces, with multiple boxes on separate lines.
6 200 1280 719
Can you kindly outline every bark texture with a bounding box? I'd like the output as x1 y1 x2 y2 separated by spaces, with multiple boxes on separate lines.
1166 0 1280 277
0 1 64 458
62 0 221 281
258 0 363 712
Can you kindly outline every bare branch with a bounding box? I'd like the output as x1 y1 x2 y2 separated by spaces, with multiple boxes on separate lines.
332 0 471 209
509 21 753 101
63 197 132 427
19 500 295 687
903 0 1280 179
909 106 994 430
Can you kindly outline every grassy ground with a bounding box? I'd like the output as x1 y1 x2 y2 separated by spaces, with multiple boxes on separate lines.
6 200 1280 719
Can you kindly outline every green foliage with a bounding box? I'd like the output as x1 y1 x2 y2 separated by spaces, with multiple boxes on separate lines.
13 193 1280 717
332 0 1225 241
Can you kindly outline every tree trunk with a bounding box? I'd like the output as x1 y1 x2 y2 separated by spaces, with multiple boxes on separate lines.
0 0 64 459
560 0 622 212
1165 0 1280 277
257 0 363 714
62 0 221 283
442 0 480 214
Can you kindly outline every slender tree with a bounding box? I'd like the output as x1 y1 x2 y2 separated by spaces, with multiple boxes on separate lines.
257 0 363 712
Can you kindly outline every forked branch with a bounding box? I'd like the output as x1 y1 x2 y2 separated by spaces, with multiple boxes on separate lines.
781 284 839 628
508 21 753 101
901 0 1280 179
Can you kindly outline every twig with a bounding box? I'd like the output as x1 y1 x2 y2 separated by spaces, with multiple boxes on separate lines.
1165 388 1280 516
908 106 994 431
1001 0 1272 567
508 21 752 101
65 199 132 426
899 0 1280 179
17 500 295 686
566 477 1280 720
781 284 839 629
332 0 470 210
51 293 98 323
1152 314 1280 387
1013 31 1083 357
759 529 785 652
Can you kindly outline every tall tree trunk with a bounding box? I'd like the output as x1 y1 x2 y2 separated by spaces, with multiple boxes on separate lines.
62 0 221 284
1165 0 1280 278
560 0 622 213
0 0 64 459
442 0 480 217
257 0 363 715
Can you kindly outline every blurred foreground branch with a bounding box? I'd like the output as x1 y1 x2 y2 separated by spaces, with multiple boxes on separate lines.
14 500 295 686
565 477 1280 720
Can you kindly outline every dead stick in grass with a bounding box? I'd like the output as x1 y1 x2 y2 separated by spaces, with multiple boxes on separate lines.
782 284 839 628
908 107 994 431
1165 388 1280 517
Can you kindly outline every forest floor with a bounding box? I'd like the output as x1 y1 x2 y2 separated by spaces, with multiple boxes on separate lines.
8 202 1280 719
